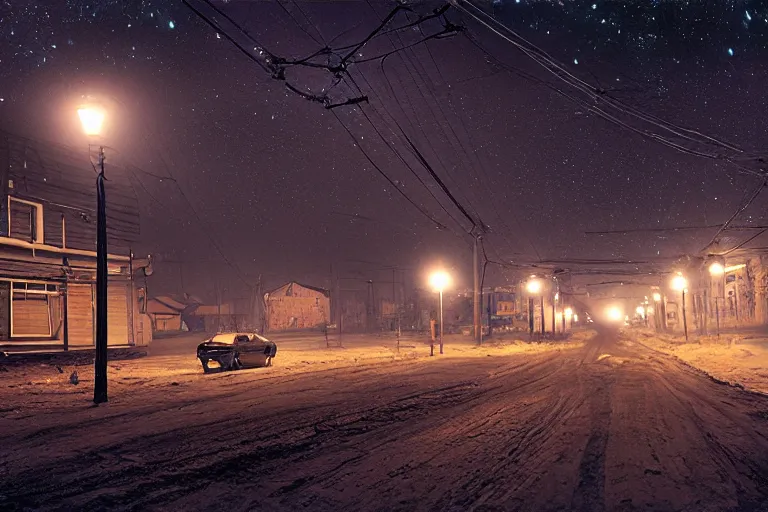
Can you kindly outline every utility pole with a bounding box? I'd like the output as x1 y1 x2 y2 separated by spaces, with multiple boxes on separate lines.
216 280 222 333
528 296 534 336
473 235 481 345
681 288 689 342
94 146 108 404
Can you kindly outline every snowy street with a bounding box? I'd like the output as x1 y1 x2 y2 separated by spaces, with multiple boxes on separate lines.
1 329 768 511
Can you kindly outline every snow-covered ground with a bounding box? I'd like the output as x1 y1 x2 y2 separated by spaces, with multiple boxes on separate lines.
624 328 768 395
2 328 768 511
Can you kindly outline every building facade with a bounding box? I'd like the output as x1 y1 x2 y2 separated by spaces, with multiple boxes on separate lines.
0 131 152 351
264 281 330 332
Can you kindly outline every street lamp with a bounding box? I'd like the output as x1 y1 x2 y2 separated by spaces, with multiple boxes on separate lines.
526 277 544 336
671 274 688 342
709 262 725 339
564 307 573 331
429 270 451 355
78 105 109 404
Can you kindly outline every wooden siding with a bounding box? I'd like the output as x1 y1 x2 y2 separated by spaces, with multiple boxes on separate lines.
0 282 9 339
11 295 50 336
0 131 140 255
266 296 330 331
106 284 129 345
67 284 93 346
153 314 182 331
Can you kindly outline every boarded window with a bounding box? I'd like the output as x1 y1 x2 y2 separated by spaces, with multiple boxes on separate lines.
11 282 56 337
9 199 37 242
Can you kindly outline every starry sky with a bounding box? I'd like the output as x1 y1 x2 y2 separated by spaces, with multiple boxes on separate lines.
1 0 766 300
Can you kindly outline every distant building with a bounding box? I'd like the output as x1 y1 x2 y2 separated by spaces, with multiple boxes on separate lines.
0 130 153 351
264 281 330 332
147 296 187 332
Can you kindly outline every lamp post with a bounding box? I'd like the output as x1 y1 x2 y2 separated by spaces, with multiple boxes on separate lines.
526 278 542 337
652 292 662 332
709 262 724 339
564 307 573 332
78 106 108 404
672 274 688 342
429 271 450 355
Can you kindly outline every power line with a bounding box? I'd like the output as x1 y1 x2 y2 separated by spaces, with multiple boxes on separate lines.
330 108 450 232
701 179 767 253
454 0 767 178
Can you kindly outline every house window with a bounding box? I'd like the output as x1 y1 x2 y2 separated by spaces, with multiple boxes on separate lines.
10 281 59 337
8 197 44 244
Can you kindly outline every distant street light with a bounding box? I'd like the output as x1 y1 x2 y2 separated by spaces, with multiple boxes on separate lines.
79 105 109 404
607 306 623 323
709 262 725 339
652 292 662 302
526 277 544 336
526 279 542 294
429 270 451 355
564 307 573 331
709 262 725 276
671 274 688 342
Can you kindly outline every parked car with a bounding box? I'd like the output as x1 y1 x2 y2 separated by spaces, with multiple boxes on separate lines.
197 332 277 373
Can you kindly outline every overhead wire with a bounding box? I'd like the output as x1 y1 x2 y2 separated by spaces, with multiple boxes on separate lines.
454 0 767 177
419 25 543 261
185 0 475 236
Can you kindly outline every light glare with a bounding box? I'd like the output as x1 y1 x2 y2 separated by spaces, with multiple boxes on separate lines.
526 279 542 294
671 274 687 291
78 107 105 136
429 270 451 292
607 306 623 322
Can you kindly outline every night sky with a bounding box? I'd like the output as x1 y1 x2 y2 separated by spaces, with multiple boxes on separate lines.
1 0 766 300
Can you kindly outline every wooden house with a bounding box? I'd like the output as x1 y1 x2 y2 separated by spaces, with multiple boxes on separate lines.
0 130 152 351
264 281 330 332
147 296 186 332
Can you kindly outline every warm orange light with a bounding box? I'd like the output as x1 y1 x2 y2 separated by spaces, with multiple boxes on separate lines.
709 262 724 276
652 292 662 302
78 107 105 136
564 307 573 318
526 279 542 294
671 274 687 291
428 270 451 292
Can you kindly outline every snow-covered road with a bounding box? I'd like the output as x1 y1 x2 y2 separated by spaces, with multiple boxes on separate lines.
2 328 768 511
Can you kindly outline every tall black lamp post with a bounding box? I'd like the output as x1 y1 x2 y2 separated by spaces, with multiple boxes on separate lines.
78 107 109 404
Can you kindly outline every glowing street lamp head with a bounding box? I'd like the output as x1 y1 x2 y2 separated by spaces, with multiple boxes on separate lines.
652 292 661 302
564 307 573 319
671 274 687 292
709 262 725 276
635 306 646 316
428 270 451 292
78 107 105 136
606 306 623 322
526 278 542 295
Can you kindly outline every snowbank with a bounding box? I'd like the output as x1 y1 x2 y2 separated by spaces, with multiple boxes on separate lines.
623 328 768 395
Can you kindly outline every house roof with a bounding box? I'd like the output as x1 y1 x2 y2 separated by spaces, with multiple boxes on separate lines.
151 296 187 311
148 299 182 315
267 281 330 297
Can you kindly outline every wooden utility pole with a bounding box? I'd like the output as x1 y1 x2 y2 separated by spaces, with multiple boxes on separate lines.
473 235 481 344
